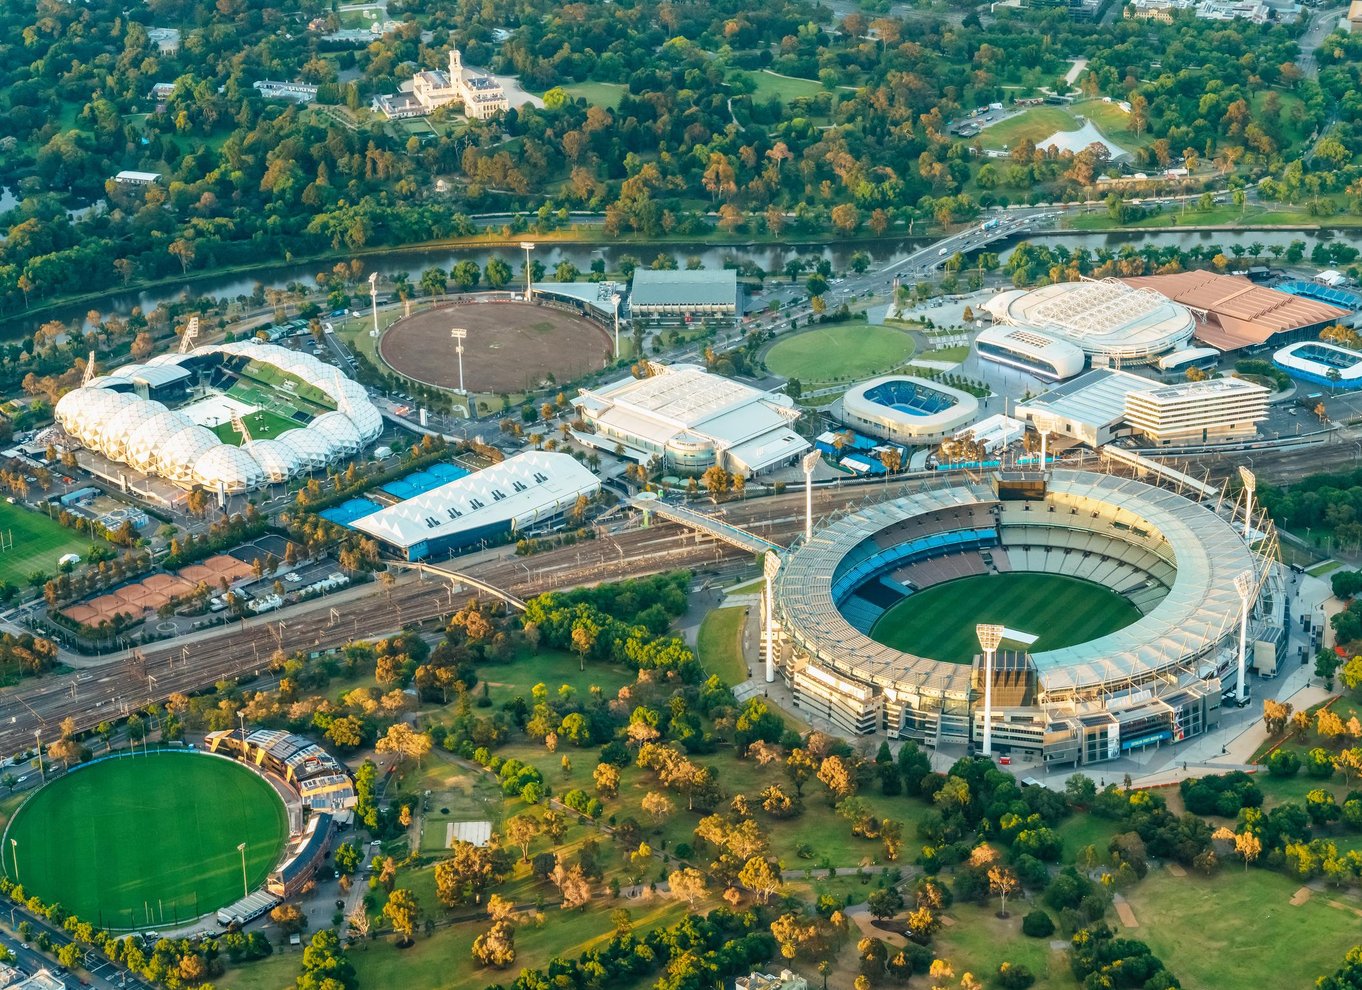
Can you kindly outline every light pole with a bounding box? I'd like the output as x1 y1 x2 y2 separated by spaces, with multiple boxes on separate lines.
368 272 379 339
802 450 821 542
1238 465 1256 539
520 242 536 301
1235 570 1254 706
34 729 43 783
237 842 248 898
976 624 1003 757
763 551 780 683
236 710 248 761
451 328 467 395
9 838 16 881
611 293 622 360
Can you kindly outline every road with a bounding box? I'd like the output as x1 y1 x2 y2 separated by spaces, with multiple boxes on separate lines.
0 903 155 990
1297 5 1346 79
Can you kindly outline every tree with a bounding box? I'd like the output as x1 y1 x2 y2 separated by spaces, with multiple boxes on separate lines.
770 912 819 960
270 903 307 935
435 841 509 906
817 755 857 804
550 861 592 910
988 866 1020 917
667 867 708 908
867 886 904 920
382 889 420 946
593 762 620 798
1263 698 1293 736
642 790 674 825
375 722 432 770
503 815 539 862
738 856 782 904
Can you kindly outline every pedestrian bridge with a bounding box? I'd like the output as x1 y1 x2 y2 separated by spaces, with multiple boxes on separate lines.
630 494 784 555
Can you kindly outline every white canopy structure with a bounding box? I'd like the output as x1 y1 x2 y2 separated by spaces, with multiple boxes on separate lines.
54 342 383 492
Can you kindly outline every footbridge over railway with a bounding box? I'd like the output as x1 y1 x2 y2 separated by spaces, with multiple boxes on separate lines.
392 560 528 612
630 493 784 555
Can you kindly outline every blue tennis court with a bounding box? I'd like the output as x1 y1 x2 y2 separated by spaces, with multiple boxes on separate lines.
320 498 383 526
380 463 471 500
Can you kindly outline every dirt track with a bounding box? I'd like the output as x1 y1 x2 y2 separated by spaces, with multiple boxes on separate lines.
378 300 612 394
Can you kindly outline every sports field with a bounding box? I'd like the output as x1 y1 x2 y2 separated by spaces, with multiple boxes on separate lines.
3 753 288 928
210 409 302 445
0 500 93 587
764 321 914 385
870 573 1140 662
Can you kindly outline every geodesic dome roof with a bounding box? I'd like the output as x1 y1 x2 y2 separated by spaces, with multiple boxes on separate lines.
125 409 194 473
277 429 331 469
158 425 222 482
311 411 362 456
95 399 168 457
243 438 301 482
56 388 141 444
192 445 265 493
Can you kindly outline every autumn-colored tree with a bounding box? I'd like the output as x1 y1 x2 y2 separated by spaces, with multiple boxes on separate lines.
667 867 708 908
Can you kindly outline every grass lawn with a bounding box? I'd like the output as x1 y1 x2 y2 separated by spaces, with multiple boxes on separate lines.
1125 868 1362 989
871 574 1141 662
217 951 301 990
933 901 1071 990
976 107 1080 150
764 321 915 385
1055 813 1123 864
4 753 288 928
736 69 828 103
210 409 304 445
416 750 506 854
0 500 100 588
477 648 635 706
1309 559 1343 577
919 345 970 363
562 81 628 107
695 607 750 686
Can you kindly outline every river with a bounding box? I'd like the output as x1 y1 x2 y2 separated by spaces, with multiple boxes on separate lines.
2 223 1354 338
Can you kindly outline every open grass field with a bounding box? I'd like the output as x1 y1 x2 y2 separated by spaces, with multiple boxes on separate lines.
0 499 96 587
871 573 1141 662
378 301 612 395
1125 868 1361 989
933 902 1071 990
3 753 288 929
975 101 1148 154
764 321 915 385
210 409 302 445
735 69 828 103
562 81 628 107
695 606 749 685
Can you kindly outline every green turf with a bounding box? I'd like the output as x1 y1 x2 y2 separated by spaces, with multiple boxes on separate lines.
735 69 828 103
0 500 99 587
695 607 750 686
561 81 627 107
870 573 1141 662
210 410 304 445
764 322 915 385
3 753 288 929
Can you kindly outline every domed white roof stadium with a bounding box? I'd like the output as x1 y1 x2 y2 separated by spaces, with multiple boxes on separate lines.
193 445 265 493
54 342 382 492
242 439 301 482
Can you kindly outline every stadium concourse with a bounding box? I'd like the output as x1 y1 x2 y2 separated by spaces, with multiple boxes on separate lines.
764 467 1287 768
55 342 382 494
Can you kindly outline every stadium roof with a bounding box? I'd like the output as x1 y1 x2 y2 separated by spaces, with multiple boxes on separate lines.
774 470 1258 697
1123 271 1351 352
975 324 1086 377
984 279 1195 360
351 450 600 550
629 269 738 308
1018 368 1158 431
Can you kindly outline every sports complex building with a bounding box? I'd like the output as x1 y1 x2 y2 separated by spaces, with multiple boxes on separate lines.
55 342 382 494
1273 340 1362 388
572 363 809 476
627 269 740 323
764 467 1285 766
837 375 979 446
982 279 1196 368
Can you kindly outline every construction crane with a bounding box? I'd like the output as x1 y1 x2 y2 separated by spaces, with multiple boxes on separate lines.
178 316 200 355
81 350 96 387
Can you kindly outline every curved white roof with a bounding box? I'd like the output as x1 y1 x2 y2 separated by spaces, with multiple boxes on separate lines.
243 438 301 482
985 279 1194 362
55 343 381 492
840 375 979 443
1273 341 1362 384
193 445 265 493
975 324 1086 380
158 426 222 481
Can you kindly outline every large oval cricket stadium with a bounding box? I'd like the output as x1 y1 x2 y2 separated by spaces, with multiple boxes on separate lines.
765 468 1287 768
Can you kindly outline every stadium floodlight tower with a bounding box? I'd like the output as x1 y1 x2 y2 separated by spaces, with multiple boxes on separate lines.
520 242 536 301
976 623 1004 757
763 550 781 683
1234 569 1255 706
1238 465 1257 539
802 450 821 541
450 329 468 395
611 292 623 360
237 841 249 898
369 273 380 339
